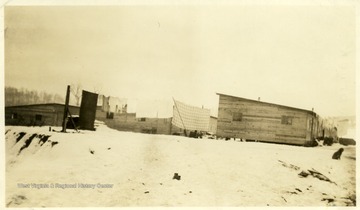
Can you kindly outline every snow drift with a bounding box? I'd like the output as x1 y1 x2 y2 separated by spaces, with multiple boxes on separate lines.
5 123 356 207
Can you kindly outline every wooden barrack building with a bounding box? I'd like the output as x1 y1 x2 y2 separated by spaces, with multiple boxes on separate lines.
5 103 80 127
216 93 322 146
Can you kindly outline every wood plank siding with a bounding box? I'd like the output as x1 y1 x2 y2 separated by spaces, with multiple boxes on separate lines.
216 93 318 145
5 104 80 126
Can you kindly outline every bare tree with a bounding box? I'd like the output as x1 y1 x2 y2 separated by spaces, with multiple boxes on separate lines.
53 93 65 104
5 86 65 106
71 83 82 106
93 84 103 94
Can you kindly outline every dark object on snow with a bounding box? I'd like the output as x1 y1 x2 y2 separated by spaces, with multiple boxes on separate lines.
173 173 181 180
66 116 79 129
38 135 50 146
15 132 26 143
189 130 201 138
349 194 356 206
304 138 319 147
278 160 300 170
89 149 95 154
107 147 111 150
18 134 37 155
144 191 149 194
298 170 310 178
308 168 336 185
339 138 356 146
332 148 344 160
323 137 334 146
322 198 335 203
299 169 336 185
51 141 58 147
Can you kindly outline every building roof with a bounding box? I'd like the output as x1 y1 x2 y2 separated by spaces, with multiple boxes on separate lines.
5 103 80 109
216 93 316 116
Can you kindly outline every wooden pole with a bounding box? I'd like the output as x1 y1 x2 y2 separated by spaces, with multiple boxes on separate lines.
67 108 79 132
310 114 314 140
62 85 71 132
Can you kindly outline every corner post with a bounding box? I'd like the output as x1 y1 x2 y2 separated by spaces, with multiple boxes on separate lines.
61 85 71 132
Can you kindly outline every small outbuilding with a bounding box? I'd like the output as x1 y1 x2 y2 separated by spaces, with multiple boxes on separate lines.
216 93 322 146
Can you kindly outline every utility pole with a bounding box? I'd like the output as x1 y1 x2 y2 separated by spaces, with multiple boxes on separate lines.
62 85 71 132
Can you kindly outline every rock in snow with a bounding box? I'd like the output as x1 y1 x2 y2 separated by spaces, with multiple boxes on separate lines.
4 124 356 207
172 173 181 180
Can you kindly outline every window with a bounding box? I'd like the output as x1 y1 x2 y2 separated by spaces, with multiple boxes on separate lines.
106 112 114 119
35 114 42 121
281 116 292 125
232 113 242 121
140 118 146 122
11 113 18 119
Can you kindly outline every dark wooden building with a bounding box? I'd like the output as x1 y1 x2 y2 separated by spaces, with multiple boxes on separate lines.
5 103 80 127
216 93 322 146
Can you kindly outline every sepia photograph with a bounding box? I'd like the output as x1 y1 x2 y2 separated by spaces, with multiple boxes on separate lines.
2 0 357 208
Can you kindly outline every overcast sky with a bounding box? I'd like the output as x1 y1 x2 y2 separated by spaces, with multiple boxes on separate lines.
4 5 356 117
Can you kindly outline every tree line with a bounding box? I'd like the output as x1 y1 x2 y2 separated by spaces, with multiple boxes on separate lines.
5 86 65 106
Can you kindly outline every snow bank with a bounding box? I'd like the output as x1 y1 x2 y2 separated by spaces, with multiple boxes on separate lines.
5 124 356 207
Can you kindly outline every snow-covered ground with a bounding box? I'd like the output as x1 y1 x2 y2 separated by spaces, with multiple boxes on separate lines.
5 123 356 207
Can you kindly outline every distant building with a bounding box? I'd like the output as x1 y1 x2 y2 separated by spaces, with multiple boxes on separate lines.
209 116 218 134
98 95 127 114
325 116 355 139
216 93 325 146
96 111 172 135
5 103 80 127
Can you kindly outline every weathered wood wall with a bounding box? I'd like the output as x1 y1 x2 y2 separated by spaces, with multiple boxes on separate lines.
5 104 80 126
217 94 317 145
